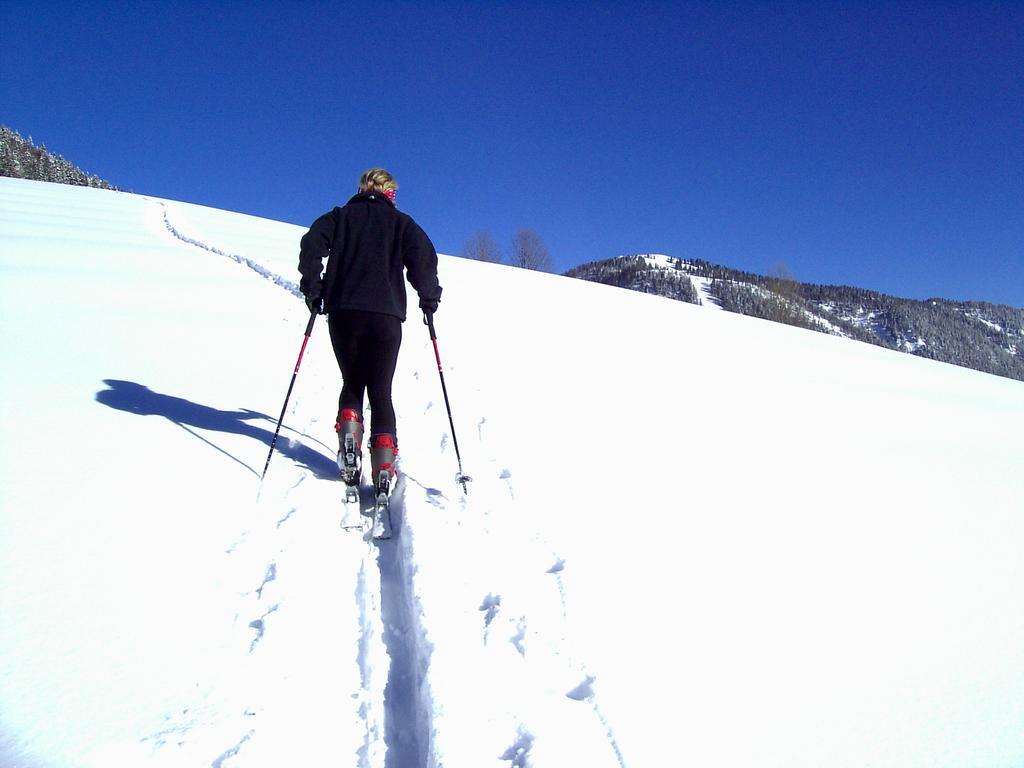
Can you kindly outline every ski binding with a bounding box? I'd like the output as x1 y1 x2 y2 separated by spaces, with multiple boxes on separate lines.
371 471 393 539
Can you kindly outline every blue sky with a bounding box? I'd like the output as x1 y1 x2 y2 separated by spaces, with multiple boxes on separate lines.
3 1 1022 306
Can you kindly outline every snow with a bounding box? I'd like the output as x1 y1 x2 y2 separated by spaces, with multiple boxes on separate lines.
3 177 1024 767
807 313 844 335
903 336 928 352
688 274 722 310
968 312 1003 333
638 253 675 270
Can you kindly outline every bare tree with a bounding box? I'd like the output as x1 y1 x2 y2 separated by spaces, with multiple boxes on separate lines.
509 228 553 272
769 260 796 285
463 230 503 263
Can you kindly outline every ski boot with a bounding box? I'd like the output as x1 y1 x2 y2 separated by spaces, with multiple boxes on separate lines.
369 434 398 538
335 408 363 505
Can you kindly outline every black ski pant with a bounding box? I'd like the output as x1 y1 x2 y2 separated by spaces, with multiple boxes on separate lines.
327 310 402 438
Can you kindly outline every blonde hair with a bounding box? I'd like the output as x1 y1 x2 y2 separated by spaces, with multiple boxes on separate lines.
358 168 398 194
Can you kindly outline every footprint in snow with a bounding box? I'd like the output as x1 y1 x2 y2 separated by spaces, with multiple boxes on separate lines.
248 604 279 653
500 468 514 499
275 507 297 528
500 727 535 768
511 617 527 657
566 675 596 701
212 730 255 768
479 593 501 643
547 558 568 617
255 562 277 598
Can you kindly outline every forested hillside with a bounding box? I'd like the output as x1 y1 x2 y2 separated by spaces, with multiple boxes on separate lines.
568 255 1024 382
1 125 118 190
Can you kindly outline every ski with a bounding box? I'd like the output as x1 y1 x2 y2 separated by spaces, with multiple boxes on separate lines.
340 482 365 530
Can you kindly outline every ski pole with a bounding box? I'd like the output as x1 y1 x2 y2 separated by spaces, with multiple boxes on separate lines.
425 312 471 494
260 310 317 485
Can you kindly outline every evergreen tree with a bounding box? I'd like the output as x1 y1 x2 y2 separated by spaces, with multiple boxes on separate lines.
0 125 118 190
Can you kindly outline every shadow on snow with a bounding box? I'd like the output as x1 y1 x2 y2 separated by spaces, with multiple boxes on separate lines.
95 379 337 479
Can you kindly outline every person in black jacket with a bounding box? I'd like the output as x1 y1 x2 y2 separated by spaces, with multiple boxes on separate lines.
298 168 442 495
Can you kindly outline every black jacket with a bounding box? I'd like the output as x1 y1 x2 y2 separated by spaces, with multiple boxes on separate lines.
298 192 442 321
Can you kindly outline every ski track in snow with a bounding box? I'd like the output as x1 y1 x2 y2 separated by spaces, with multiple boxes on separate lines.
356 549 387 768
154 200 303 298
376 487 434 768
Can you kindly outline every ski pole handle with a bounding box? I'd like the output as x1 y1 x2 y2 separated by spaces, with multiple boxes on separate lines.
293 311 317 372
426 313 444 373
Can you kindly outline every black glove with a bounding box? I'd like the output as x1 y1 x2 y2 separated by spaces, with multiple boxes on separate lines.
305 295 323 315
419 296 439 315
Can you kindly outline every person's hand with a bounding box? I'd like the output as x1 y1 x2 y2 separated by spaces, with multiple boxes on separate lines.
419 296 439 315
305 295 323 315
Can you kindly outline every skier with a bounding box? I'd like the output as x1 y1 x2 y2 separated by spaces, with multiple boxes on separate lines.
298 168 442 506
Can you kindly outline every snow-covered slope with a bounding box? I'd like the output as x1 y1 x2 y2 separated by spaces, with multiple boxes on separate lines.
2 177 1024 768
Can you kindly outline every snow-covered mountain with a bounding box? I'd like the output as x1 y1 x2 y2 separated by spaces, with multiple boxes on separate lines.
2 177 1023 768
568 254 1024 383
